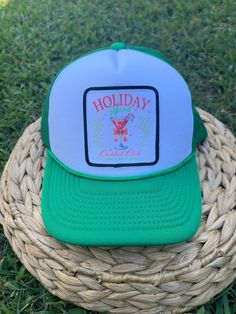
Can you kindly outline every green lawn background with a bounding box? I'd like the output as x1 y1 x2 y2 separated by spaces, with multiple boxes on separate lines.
0 0 236 313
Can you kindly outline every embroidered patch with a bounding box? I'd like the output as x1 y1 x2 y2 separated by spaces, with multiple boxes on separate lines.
83 86 159 167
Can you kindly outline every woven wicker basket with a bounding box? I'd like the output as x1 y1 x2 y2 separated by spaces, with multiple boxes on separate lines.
0 109 236 313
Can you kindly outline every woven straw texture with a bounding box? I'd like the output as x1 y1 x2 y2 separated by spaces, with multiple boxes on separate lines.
0 109 236 313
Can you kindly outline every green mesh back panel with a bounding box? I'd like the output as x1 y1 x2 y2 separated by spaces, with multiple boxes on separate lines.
129 46 207 149
41 98 50 149
129 45 172 65
192 105 207 150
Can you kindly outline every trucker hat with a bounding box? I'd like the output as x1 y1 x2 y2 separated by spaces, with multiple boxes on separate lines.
41 42 207 246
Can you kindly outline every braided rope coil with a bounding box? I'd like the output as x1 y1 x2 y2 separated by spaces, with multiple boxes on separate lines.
0 109 236 313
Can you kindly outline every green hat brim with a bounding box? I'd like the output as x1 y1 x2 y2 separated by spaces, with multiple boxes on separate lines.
42 151 202 246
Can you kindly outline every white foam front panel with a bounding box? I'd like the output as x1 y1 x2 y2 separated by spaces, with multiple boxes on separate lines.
48 49 193 178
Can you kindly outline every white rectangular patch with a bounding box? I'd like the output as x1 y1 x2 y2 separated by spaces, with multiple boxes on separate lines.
83 86 159 167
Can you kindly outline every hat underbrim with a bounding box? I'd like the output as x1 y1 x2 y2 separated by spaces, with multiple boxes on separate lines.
42 152 202 246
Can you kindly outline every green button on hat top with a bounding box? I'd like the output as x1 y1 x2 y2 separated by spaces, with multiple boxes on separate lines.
111 42 127 50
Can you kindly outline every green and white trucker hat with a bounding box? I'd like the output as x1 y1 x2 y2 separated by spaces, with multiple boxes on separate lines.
41 42 207 246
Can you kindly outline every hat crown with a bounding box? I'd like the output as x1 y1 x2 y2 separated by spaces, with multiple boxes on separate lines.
41 44 207 180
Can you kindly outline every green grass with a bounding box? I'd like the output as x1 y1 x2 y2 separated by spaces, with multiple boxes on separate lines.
0 0 235 313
